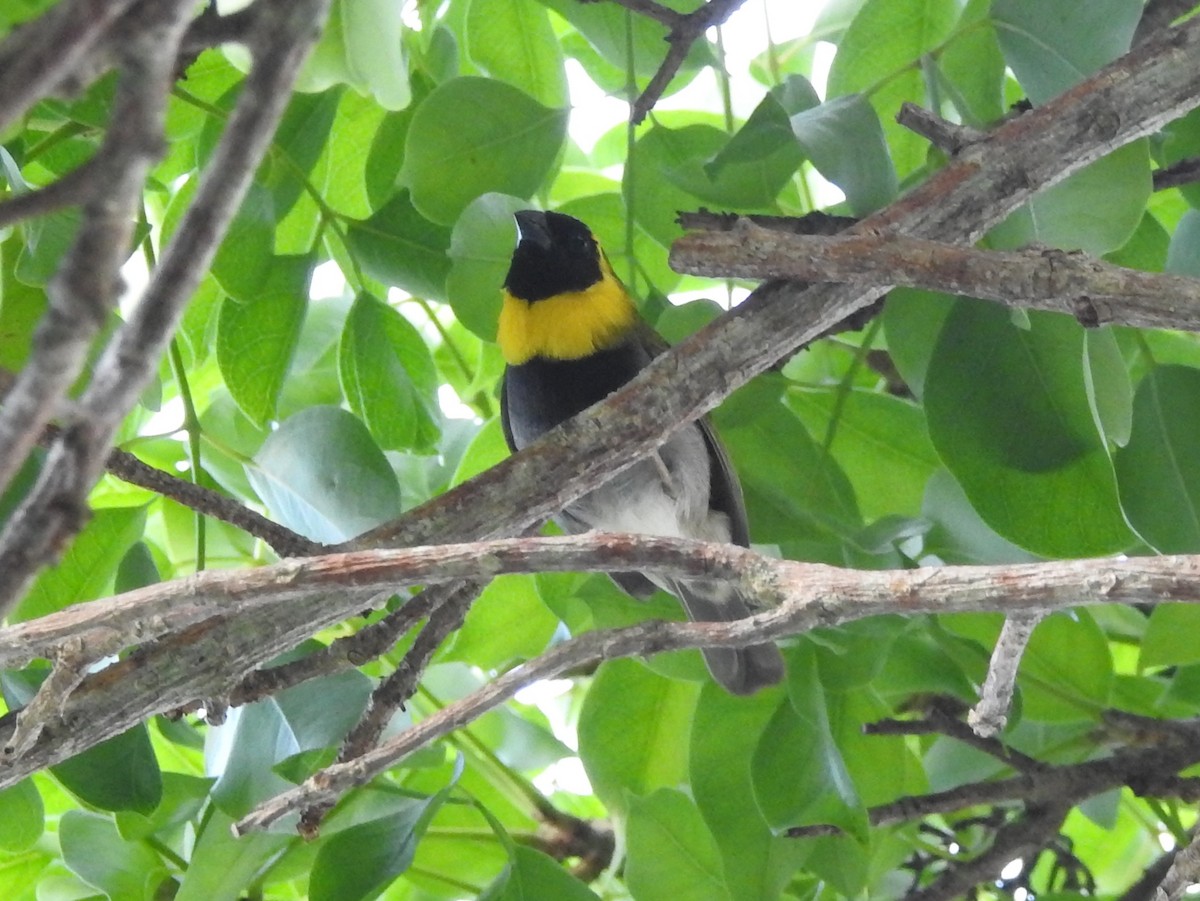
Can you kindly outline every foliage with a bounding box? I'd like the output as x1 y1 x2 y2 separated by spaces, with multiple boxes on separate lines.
0 0 1198 899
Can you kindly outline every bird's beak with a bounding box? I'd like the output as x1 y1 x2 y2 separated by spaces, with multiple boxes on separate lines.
514 210 552 251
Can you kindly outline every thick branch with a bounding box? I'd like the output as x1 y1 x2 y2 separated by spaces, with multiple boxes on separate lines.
671 225 1200 332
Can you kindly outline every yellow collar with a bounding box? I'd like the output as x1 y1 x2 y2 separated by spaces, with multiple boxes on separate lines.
497 262 637 365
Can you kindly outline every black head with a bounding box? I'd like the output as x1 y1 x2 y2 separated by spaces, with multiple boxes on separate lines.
503 210 604 302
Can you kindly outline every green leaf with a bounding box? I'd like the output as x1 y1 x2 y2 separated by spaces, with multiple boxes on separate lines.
175 809 291 901
442 574 558 669
990 141 1151 256
15 207 81 286
1084 329 1133 448
60 810 169 901
247 405 401 542
714 379 863 565
340 0 410 109
263 89 343 219
921 469 1041 565
537 0 707 83
15 505 146 621
1142 604 1200 669
992 0 1140 104
310 799 433 901
690 683 807 901
213 181 276 301
216 254 312 426
786 387 941 520
752 646 868 842
482 845 602 901
446 192 527 341
826 0 957 176
708 76 817 185
924 300 1134 557
1114 366 1200 552
789 94 897 215
0 233 47 371
1018 611 1113 721
401 77 568 225
465 0 567 107
577 659 698 811
208 666 372 816
625 788 732 901
344 189 453 299
938 0 1006 125
339 292 441 452
1166 208 1200 278
52 725 162 814
0 780 42 851
881 288 957 401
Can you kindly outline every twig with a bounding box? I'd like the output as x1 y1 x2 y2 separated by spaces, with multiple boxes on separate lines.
865 708 1046 773
227 583 479 706
1154 155 1200 191
970 612 1045 737
1122 828 1198 901
897 102 986 154
671 222 1200 331
788 718 1200 842
2 637 91 759
297 584 478 835
0 158 103 230
97 435 317 557
605 0 749 124
0 0 332 613
8 536 1200 677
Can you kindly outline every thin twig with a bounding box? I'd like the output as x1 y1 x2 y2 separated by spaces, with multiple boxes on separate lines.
969 612 1045 737
606 0 750 124
1154 155 1200 191
297 585 478 835
897 102 987 154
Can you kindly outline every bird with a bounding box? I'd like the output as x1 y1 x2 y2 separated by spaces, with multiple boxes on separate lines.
497 209 785 695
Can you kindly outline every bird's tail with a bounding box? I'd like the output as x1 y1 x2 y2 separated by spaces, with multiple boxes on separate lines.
667 578 785 695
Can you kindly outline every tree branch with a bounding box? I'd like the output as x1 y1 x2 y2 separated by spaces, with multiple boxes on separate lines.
671 224 1200 332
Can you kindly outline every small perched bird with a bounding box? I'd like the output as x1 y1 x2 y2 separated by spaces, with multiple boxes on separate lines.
497 209 785 695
